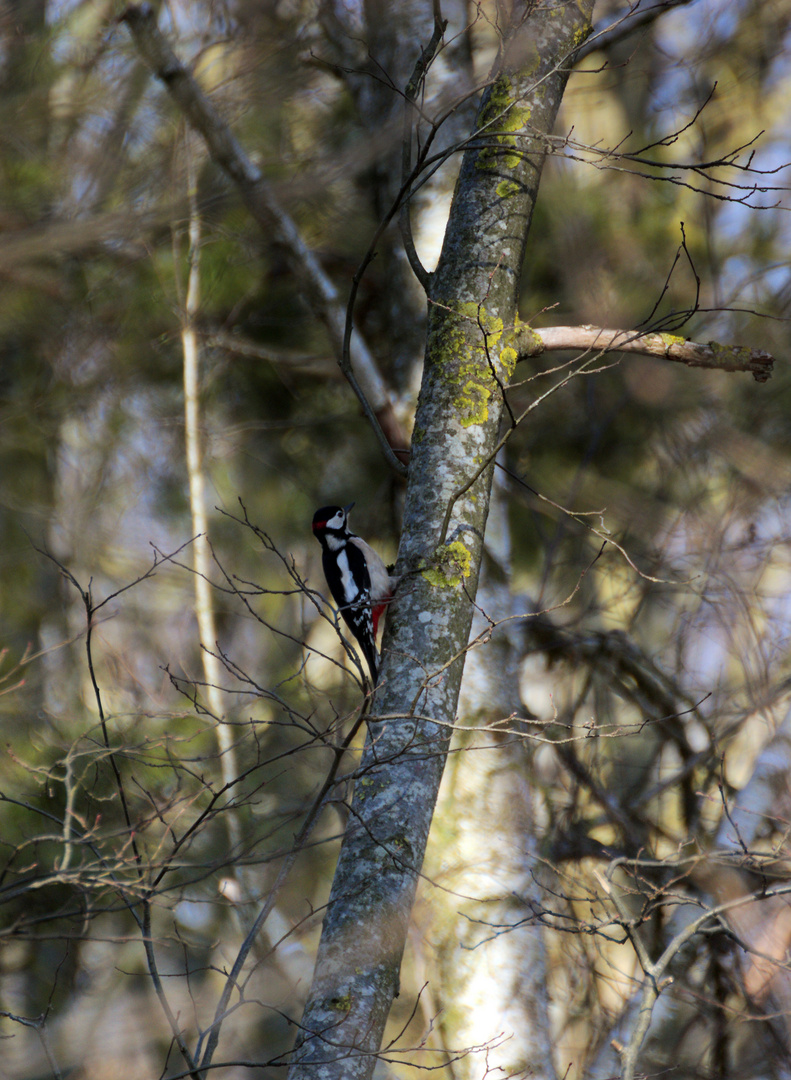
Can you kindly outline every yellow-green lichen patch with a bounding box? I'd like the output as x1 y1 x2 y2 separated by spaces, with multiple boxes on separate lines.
496 178 521 199
455 301 505 345
476 74 533 171
659 333 686 353
500 345 518 376
429 300 516 428
571 16 592 49
422 540 473 588
329 994 352 1012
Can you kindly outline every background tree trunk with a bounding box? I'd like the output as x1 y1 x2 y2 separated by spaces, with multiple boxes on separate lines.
419 465 555 1080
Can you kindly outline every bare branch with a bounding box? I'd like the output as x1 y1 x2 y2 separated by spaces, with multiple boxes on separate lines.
518 324 775 382
121 4 408 477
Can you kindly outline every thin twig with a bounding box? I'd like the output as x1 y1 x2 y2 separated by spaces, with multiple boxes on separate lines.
198 707 369 1071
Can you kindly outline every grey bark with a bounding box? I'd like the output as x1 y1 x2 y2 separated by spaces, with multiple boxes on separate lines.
286 4 596 1078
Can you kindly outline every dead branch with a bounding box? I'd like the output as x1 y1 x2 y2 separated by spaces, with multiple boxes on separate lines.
517 324 775 382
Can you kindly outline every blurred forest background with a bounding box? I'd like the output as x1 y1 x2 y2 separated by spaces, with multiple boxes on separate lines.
2 1 791 1078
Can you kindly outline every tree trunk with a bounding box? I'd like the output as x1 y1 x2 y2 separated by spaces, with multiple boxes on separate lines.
420 467 555 1080
287 4 595 1077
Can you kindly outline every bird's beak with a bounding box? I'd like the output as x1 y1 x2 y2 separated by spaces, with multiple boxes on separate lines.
343 502 355 514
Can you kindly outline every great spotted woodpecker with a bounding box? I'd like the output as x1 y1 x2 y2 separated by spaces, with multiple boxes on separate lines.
311 503 396 685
